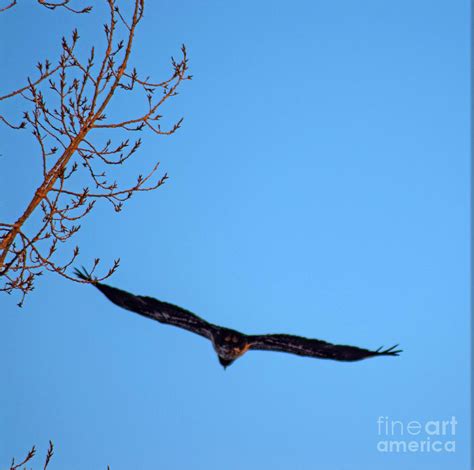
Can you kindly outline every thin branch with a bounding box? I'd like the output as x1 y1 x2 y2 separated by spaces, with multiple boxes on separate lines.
0 0 190 305
0 1 16 13
8 442 110 469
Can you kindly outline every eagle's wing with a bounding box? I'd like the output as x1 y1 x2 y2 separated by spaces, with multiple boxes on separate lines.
248 333 401 362
74 268 215 340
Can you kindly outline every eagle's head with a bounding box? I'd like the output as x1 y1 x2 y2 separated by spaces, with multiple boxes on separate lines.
218 356 235 369
212 328 250 369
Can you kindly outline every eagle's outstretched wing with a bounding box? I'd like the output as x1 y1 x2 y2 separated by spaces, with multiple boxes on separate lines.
74 268 215 340
75 267 401 367
248 333 401 362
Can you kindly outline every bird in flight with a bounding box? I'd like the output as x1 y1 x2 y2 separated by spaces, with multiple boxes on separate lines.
74 268 401 368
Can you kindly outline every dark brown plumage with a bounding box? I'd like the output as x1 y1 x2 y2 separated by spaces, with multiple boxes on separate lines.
74 268 401 368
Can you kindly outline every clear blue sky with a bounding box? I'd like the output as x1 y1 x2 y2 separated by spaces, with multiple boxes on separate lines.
0 1 470 469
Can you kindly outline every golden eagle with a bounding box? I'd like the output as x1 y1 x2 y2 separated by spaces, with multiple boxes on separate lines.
74 268 401 368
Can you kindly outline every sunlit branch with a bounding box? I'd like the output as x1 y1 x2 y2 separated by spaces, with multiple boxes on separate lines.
0 0 191 306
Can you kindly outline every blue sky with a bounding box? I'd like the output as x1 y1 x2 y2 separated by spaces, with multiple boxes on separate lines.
0 1 470 469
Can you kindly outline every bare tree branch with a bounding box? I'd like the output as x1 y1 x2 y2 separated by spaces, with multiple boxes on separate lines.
8 442 110 469
9 444 36 470
1 1 92 14
0 1 16 13
0 0 191 306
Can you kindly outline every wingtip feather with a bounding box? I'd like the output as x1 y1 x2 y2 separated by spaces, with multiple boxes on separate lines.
376 344 402 356
73 266 94 282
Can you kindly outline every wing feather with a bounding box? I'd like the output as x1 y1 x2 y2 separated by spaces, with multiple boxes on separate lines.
75 268 215 340
75 268 402 364
248 333 401 362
